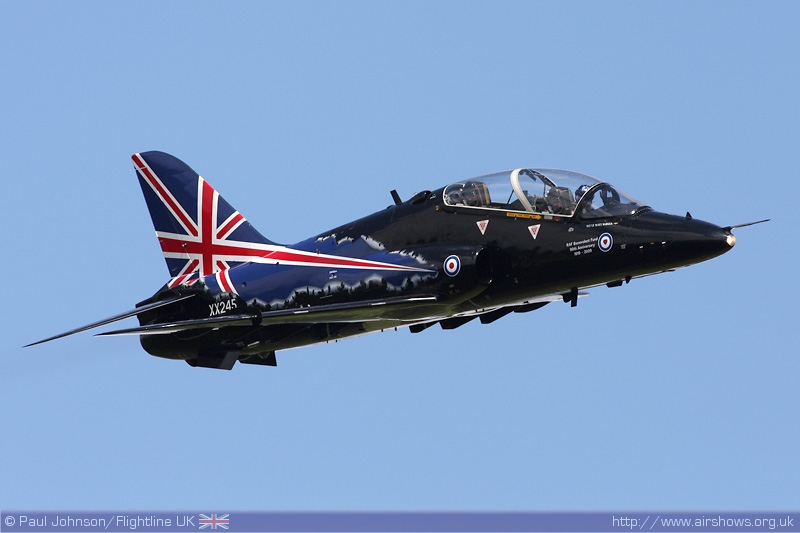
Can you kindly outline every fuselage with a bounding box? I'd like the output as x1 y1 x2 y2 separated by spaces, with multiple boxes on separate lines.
137 168 734 362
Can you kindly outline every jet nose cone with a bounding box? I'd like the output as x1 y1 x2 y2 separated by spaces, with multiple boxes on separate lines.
688 223 734 259
630 211 735 269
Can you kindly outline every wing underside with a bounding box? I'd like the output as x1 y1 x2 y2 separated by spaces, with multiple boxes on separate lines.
97 293 572 338
27 290 582 349
97 295 440 337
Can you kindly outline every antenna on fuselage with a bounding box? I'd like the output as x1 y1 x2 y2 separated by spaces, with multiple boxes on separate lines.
390 190 402 205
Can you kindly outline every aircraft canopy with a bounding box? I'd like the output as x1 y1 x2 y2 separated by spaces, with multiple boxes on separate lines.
442 169 646 219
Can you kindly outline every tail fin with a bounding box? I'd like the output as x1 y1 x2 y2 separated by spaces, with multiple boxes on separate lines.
133 151 276 288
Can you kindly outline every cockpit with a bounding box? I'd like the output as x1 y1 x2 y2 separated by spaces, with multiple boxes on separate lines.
443 169 648 219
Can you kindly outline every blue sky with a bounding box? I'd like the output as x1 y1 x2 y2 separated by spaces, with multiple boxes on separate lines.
2 1 798 511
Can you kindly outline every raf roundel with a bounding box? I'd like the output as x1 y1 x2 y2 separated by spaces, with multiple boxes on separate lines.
443 255 461 277
598 232 613 252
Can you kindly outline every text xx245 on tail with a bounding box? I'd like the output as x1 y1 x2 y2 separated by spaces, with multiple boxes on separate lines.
26 152 767 369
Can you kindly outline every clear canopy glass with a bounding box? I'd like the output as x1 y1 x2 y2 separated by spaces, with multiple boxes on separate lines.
442 168 647 219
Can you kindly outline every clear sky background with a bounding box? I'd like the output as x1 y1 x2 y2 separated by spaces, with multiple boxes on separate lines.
2 2 798 511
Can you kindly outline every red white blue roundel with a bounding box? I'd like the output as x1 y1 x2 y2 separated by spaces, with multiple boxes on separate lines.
444 255 461 277
598 232 613 252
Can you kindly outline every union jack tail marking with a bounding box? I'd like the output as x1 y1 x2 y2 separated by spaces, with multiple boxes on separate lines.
133 151 276 289
133 152 435 294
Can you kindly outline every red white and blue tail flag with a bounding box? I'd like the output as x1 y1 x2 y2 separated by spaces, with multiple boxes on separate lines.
134 151 435 293
133 151 276 289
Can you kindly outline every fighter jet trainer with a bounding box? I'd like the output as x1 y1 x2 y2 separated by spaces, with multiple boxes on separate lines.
26 151 766 369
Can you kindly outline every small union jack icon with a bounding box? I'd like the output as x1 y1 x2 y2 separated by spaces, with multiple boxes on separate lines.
198 513 229 530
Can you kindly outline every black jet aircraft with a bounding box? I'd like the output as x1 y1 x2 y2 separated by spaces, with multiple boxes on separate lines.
27 151 766 369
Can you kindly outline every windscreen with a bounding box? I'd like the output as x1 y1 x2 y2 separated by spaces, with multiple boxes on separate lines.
443 168 647 219
573 183 647 219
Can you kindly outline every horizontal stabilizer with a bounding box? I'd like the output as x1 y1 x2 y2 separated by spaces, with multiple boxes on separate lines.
24 295 195 347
